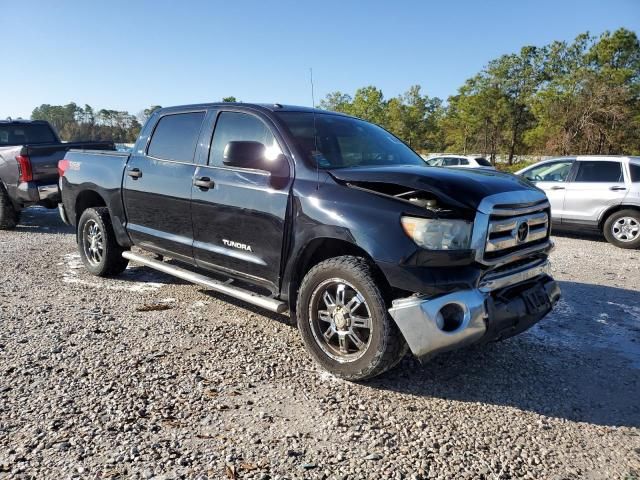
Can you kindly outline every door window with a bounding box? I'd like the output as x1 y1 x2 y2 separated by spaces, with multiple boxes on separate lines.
442 157 460 166
630 163 640 182
209 112 277 167
523 161 573 182
574 161 623 183
147 112 205 162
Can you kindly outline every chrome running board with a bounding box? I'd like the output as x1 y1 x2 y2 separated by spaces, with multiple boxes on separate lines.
122 251 288 314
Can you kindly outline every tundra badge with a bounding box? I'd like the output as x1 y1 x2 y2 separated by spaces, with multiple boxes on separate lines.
222 239 253 252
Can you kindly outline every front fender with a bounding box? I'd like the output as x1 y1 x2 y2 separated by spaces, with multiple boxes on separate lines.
282 179 480 303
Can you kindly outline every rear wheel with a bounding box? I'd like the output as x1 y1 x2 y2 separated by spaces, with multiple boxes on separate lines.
77 207 129 276
296 256 407 381
0 183 19 230
603 209 640 249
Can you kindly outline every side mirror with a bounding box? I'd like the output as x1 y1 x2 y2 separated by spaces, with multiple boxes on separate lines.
223 141 289 187
223 141 266 169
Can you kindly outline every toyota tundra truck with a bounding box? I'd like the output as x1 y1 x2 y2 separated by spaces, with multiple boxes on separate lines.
58 103 560 380
0 119 114 229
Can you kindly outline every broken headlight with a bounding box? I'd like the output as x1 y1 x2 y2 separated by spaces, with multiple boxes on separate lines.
401 216 472 250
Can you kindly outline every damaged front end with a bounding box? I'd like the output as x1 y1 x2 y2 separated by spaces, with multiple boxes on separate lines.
329 168 560 360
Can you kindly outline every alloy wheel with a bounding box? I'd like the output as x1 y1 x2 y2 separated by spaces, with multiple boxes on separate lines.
612 216 639 242
83 219 104 266
309 278 373 363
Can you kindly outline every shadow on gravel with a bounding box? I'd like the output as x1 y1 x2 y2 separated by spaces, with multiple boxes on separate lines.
200 289 294 327
369 281 640 428
14 207 73 234
551 228 607 243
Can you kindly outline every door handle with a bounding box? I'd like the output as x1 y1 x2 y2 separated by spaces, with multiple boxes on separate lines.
193 176 215 190
127 168 142 179
609 186 627 191
549 186 565 190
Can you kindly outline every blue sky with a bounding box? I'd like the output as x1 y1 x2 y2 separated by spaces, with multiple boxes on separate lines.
2 0 639 119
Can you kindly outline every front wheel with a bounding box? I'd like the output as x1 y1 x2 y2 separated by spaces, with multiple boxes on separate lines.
603 209 640 249
296 256 407 381
77 207 129 276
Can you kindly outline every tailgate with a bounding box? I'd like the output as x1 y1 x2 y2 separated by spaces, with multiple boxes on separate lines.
25 142 115 183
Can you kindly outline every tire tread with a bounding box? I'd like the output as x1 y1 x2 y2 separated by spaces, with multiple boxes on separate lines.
78 207 129 276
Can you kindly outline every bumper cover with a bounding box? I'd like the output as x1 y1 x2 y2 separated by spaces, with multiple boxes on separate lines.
388 273 560 359
15 182 60 205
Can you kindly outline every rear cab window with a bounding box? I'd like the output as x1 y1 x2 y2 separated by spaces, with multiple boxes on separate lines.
574 161 623 183
147 112 205 162
0 123 57 145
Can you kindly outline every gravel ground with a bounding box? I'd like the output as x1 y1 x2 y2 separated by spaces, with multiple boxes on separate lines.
1 207 639 480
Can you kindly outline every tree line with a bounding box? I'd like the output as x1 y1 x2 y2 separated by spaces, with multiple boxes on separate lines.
321 28 640 163
30 29 638 159
30 103 146 143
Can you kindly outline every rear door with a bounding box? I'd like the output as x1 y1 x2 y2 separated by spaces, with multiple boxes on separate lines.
190 109 292 291
562 160 627 226
520 159 574 222
123 110 205 263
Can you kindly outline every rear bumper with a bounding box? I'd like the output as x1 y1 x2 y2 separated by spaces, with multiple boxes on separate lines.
388 270 560 359
15 182 60 205
58 202 70 225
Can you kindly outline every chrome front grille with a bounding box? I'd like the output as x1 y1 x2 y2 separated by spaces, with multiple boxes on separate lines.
486 211 549 252
471 191 552 267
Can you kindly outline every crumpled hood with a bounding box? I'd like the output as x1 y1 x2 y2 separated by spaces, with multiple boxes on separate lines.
328 165 540 210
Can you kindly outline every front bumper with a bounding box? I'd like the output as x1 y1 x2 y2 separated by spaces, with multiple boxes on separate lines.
15 182 60 205
388 266 560 359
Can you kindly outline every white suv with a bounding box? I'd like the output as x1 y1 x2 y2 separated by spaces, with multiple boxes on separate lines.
425 154 495 169
517 156 640 248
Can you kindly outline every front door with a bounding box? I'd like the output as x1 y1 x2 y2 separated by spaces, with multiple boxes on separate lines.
190 110 292 291
123 111 206 263
521 159 574 223
562 160 628 226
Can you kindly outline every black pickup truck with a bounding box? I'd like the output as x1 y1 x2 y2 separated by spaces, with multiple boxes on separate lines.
0 119 113 229
59 103 560 380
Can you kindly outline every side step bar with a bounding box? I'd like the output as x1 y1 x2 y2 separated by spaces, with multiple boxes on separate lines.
122 251 288 314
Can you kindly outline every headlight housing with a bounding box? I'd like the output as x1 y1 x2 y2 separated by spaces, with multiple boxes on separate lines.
401 216 472 250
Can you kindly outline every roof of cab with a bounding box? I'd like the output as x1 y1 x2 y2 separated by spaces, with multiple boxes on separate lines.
155 103 351 117
0 119 50 124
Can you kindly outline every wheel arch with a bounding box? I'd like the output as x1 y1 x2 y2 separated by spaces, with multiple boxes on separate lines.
598 204 640 230
287 236 391 314
74 190 107 225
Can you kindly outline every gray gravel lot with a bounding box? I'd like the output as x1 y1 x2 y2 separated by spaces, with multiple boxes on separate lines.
1 208 639 480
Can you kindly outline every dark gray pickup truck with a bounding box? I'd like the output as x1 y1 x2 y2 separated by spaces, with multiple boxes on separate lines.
0 119 113 229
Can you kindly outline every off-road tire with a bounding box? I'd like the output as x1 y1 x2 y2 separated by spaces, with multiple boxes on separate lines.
296 256 407 381
77 207 129 276
0 183 19 230
603 209 640 249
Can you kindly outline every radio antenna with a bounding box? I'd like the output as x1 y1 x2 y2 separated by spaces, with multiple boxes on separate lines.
310 67 320 190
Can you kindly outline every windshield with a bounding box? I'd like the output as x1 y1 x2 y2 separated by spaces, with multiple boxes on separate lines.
0 123 56 146
276 112 425 169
